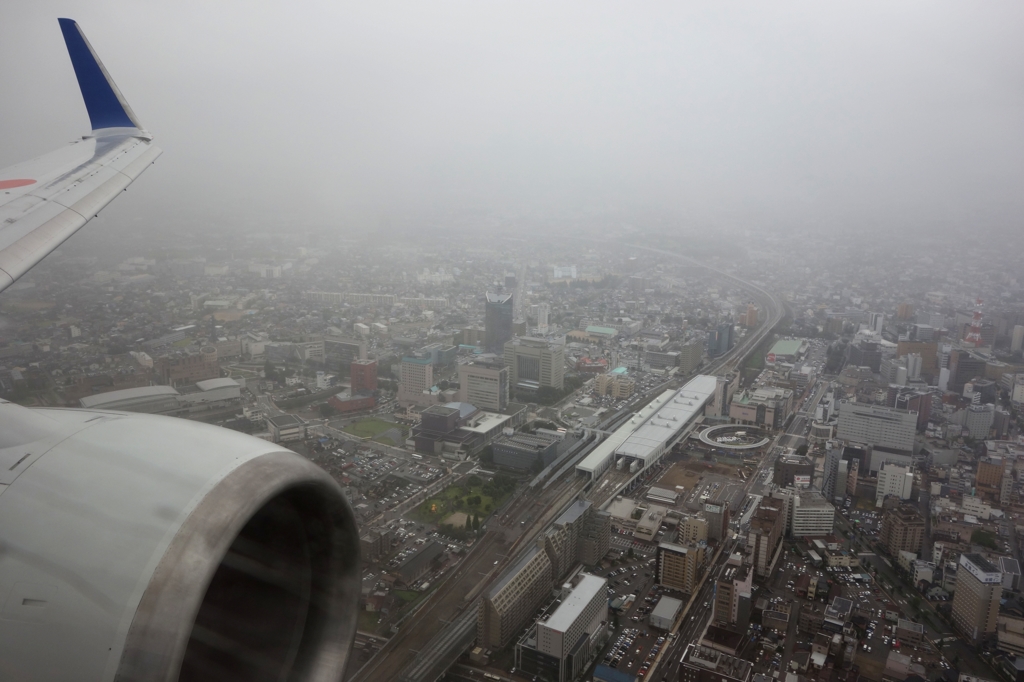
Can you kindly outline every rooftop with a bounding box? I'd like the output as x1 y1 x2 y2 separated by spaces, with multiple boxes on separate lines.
195 377 240 391
683 643 752 682
555 499 592 527
769 339 805 357
614 375 717 461
488 545 545 599
960 553 1002 583
268 414 304 428
897 619 924 633
80 385 179 408
542 573 606 633
651 596 683 620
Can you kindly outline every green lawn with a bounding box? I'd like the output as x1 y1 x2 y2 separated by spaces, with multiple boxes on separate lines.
411 483 512 524
342 417 408 444
394 590 420 603
356 609 386 635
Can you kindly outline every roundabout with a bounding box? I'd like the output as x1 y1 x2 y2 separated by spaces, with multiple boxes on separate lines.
697 424 771 450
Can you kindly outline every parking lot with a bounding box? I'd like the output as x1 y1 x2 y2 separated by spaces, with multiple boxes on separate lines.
598 555 682 679
754 552 949 679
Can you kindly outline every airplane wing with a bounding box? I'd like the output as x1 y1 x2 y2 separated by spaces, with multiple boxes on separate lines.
0 21 359 681
0 18 161 293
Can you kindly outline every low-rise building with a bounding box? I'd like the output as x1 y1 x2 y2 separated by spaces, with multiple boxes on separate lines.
267 414 306 442
650 596 683 631
679 643 752 682
491 432 560 471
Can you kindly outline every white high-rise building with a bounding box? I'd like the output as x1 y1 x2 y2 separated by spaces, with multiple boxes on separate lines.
533 303 551 334
876 463 914 507
458 359 509 412
398 356 434 406
772 488 835 538
836 400 917 453
529 573 608 682
1012 325 1024 353
906 353 923 381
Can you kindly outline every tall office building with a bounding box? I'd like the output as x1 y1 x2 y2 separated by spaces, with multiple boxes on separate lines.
350 359 377 394
836 400 917 453
876 463 913 507
479 544 553 649
952 554 1002 642
515 573 608 682
704 502 730 542
655 542 707 595
707 323 734 358
879 502 924 557
677 341 704 373
1013 325 1024 353
714 559 753 627
678 516 709 545
504 337 565 391
741 304 759 328
846 341 882 372
905 353 923 381
458 358 509 412
834 460 850 505
896 340 938 374
533 303 551 334
747 502 784 577
323 335 367 373
822 446 842 502
398 356 433 405
868 312 885 334
948 349 987 394
773 454 814 488
772 488 835 538
485 292 514 353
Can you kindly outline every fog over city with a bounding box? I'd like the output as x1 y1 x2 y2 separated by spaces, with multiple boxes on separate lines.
3 2 1024 237
6 4 1024 682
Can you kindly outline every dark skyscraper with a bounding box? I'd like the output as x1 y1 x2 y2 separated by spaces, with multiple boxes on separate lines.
485 292 514 353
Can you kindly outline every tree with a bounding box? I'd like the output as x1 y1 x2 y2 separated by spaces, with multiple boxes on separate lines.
466 475 483 488
795 444 809 457
318 402 336 418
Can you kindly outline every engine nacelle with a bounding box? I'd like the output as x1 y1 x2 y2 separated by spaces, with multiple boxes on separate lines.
0 400 360 681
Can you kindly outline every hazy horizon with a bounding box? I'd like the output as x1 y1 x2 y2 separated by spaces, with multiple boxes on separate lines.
3 2 1024 238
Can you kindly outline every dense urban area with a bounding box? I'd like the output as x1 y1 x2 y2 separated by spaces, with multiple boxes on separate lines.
3 224 1024 682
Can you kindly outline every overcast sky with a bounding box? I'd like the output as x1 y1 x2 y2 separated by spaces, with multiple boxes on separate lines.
3 1 1024 237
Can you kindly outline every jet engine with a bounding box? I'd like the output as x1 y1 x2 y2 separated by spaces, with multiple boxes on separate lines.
0 399 360 681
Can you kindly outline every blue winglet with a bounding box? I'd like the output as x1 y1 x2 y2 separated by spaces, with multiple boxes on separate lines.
58 18 141 131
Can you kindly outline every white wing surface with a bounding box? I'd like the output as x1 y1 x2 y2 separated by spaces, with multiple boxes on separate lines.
0 18 161 292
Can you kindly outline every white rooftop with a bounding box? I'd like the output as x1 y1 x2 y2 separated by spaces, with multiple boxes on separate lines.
80 385 179 407
195 377 240 391
615 375 718 461
542 573 606 633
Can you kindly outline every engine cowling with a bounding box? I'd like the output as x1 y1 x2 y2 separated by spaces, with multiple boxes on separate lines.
0 400 360 681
